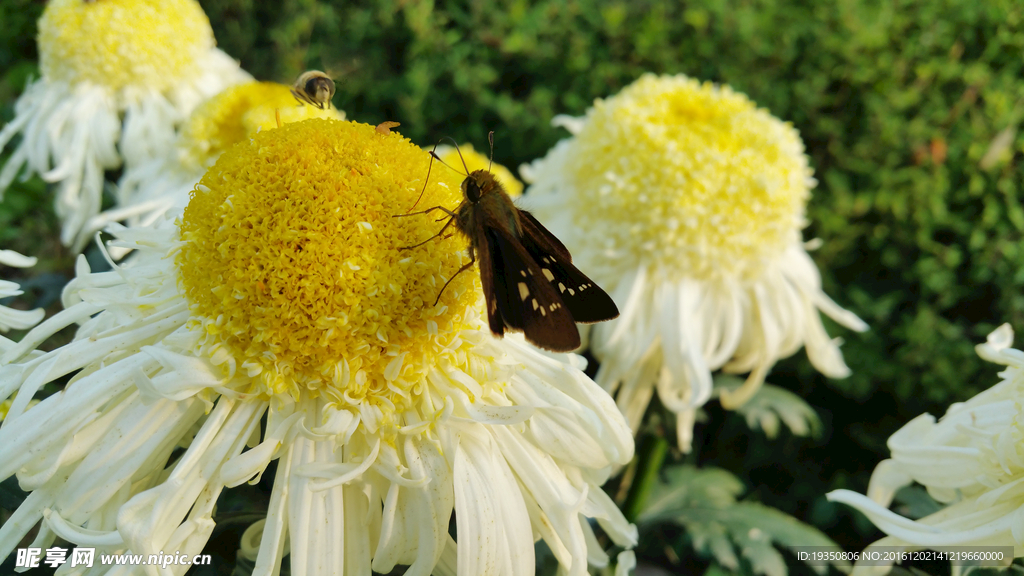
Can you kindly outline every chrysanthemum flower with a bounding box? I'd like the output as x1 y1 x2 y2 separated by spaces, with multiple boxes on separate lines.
521 74 867 450
0 249 44 333
90 81 346 255
0 119 636 575
0 0 251 249
828 324 1024 559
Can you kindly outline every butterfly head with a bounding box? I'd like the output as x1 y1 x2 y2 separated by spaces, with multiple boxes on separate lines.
462 169 498 203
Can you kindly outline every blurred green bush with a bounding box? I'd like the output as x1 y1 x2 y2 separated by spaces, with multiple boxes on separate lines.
4 0 1024 562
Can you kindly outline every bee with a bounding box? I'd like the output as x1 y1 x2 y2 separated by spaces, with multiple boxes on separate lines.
291 70 336 110
400 133 619 352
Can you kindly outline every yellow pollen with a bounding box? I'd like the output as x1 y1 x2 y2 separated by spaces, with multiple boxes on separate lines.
38 0 214 93
177 81 345 169
561 74 813 282
177 119 475 410
436 144 523 198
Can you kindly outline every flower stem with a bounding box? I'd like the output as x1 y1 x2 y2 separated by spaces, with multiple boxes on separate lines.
623 433 669 522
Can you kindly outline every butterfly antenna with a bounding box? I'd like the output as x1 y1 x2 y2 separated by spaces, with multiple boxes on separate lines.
487 131 494 172
408 139 468 211
442 136 471 175
408 141 441 212
430 137 471 177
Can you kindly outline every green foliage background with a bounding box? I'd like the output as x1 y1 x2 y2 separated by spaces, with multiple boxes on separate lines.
3 0 1024 572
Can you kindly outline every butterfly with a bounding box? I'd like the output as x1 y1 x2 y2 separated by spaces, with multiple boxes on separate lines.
399 133 619 352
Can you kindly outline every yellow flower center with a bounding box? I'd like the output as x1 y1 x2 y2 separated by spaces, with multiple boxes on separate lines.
435 144 523 198
38 0 214 93
561 74 812 282
177 81 346 170
177 119 477 412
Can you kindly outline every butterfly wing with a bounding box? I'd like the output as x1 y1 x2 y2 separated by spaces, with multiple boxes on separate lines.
516 209 572 261
517 210 619 324
485 224 581 352
474 225 507 338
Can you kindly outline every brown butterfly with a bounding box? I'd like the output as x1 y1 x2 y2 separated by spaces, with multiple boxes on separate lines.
399 133 619 352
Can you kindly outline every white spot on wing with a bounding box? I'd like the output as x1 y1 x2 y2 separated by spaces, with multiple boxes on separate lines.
568 288 575 295
542 268 554 281
532 299 539 310
518 282 530 301
558 282 566 293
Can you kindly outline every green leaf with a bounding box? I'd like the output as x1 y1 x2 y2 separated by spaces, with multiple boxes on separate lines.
889 567 942 576
962 565 1024 576
892 486 944 520
715 377 822 439
734 535 787 576
638 466 850 576
639 465 744 523
705 566 741 576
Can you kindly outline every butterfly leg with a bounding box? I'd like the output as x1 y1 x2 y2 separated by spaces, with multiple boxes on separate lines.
392 205 452 218
434 248 476 306
398 207 458 250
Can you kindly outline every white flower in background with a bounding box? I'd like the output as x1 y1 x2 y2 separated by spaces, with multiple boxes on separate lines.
90 81 345 257
521 74 867 450
0 249 44 333
0 119 636 575
0 0 251 250
828 324 1024 563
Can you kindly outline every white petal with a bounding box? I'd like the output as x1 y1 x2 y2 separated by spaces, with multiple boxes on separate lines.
117 398 263 558
453 428 534 576
44 507 124 548
976 323 1016 363
54 396 204 523
0 355 153 479
251 447 292 576
0 249 36 268
286 435 345 576
342 481 375 575
490 425 588 575
826 490 1015 545
371 436 453 576
300 437 380 491
615 550 636 576
222 407 304 488
865 459 914 507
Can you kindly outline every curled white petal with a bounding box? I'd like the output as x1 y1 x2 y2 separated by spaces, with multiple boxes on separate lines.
831 325 1024 554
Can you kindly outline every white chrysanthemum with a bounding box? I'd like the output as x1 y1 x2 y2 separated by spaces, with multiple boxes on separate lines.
521 74 867 450
828 324 1024 569
0 0 251 250
0 119 636 575
0 249 44 332
87 81 346 256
